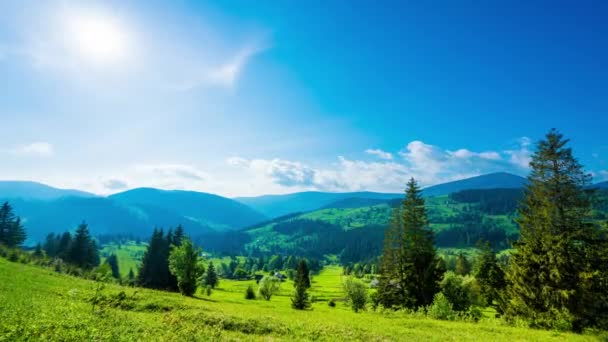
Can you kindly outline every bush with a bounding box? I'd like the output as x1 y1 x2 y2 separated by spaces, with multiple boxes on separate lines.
258 276 280 300
343 277 368 313
440 272 483 312
245 285 256 300
328 300 336 307
428 293 456 320
205 285 213 297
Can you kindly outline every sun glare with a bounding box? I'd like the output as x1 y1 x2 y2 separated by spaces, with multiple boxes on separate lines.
65 13 129 64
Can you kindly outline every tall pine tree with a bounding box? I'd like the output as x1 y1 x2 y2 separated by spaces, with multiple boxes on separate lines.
0 202 26 247
504 129 608 331
137 229 172 290
66 222 99 269
378 178 444 309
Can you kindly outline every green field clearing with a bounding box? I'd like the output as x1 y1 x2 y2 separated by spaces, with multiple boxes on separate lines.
0 258 600 341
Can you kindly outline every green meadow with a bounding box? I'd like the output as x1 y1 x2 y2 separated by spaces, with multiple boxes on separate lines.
0 258 600 341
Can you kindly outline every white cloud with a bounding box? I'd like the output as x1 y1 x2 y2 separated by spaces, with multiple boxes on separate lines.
206 45 265 88
365 148 393 160
227 140 516 194
10 142 54 157
504 136 533 169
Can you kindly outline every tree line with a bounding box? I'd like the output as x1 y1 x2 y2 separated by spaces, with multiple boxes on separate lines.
374 129 608 332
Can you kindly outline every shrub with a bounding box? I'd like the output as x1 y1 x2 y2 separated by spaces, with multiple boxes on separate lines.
258 276 280 300
328 300 336 307
428 293 456 321
343 277 368 313
245 285 256 300
205 285 213 297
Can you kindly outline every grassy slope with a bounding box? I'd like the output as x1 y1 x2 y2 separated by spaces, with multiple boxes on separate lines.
100 242 147 277
0 258 598 341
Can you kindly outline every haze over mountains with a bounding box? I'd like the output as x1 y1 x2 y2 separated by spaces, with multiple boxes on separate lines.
1 171 606 245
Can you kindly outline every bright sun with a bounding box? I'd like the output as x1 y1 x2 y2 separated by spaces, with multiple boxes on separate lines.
65 13 129 64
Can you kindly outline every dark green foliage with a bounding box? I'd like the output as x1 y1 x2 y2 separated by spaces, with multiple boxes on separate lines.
168 237 202 296
504 129 608 331
474 242 505 307
204 261 219 288
450 189 523 215
0 202 26 247
105 254 121 279
291 259 311 310
137 229 172 290
328 299 336 307
455 253 471 276
128 268 135 281
293 259 311 289
440 272 482 312
66 222 99 270
378 178 444 309
245 285 256 300
32 243 44 258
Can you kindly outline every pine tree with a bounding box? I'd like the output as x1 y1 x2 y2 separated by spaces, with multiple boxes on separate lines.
292 259 311 309
378 178 443 309
33 243 44 258
57 232 72 259
66 222 99 269
455 253 471 276
168 237 202 296
128 268 135 281
504 129 608 331
173 225 184 246
475 242 505 308
204 261 219 288
0 202 26 247
43 233 58 258
105 254 121 279
293 259 311 289
137 229 171 289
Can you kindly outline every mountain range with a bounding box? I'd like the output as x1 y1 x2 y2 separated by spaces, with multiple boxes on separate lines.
1 172 606 247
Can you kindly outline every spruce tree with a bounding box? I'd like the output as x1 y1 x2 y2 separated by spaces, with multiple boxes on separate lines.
0 202 26 247
137 229 171 289
293 259 311 289
57 232 72 259
292 259 311 309
204 261 219 288
105 254 121 279
504 129 608 331
475 242 505 308
378 178 443 309
67 222 99 269
43 233 58 258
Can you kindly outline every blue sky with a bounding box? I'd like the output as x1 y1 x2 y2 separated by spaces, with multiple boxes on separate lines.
0 0 607 196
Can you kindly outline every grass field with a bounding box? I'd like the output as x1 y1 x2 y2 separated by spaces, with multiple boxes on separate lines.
100 242 147 277
0 258 601 341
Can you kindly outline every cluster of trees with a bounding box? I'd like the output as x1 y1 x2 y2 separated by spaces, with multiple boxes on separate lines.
374 130 608 332
43 222 100 270
216 254 322 280
136 226 184 291
449 189 523 215
0 202 26 247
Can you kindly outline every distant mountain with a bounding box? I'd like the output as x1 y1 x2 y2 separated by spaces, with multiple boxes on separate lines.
0 181 95 201
234 191 402 218
422 172 527 197
235 173 528 218
591 181 608 189
109 188 267 231
7 196 213 244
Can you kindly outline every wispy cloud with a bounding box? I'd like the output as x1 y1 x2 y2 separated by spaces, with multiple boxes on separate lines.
10 142 54 157
504 137 533 169
227 140 519 193
365 148 393 160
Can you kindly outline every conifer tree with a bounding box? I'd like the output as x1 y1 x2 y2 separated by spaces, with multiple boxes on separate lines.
475 242 505 307
128 268 135 281
504 129 608 331
105 254 121 279
137 229 171 289
33 243 44 258
204 261 219 288
66 222 99 269
57 232 72 259
292 259 311 309
0 202 26 247
293 259 311 289
378 178 444 309
43 233 58 258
